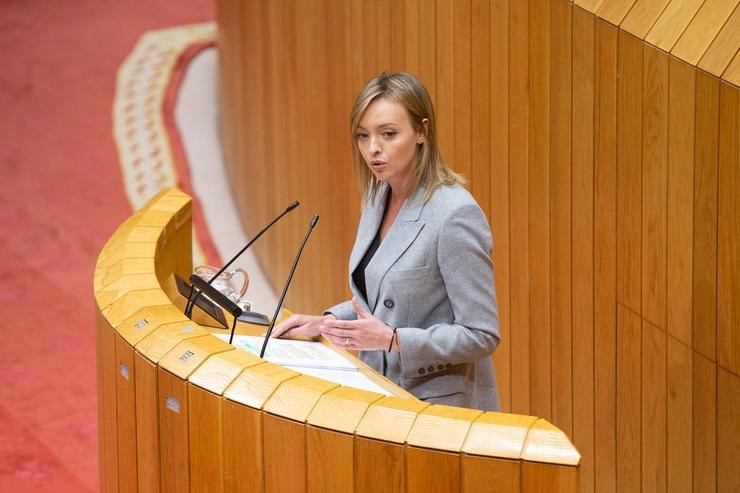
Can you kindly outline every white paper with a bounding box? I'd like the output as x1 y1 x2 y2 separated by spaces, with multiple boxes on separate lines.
282 366 393 396
213 334 357 371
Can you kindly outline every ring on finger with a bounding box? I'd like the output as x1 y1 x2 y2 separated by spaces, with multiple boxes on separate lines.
346 337 350 346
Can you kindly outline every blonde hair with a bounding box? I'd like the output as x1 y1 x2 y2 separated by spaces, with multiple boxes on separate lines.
349 72 466 204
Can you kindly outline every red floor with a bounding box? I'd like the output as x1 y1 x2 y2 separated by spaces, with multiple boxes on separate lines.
0 1 213 490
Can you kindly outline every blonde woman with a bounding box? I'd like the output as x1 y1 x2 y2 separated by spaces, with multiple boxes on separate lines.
273 72 500 410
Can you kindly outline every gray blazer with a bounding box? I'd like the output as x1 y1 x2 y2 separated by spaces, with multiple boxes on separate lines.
327 183 500 410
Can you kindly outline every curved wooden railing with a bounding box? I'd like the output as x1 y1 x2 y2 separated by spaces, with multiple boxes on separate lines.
94 188 580 492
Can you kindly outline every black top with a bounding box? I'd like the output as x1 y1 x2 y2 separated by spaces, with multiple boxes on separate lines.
352 229 381 303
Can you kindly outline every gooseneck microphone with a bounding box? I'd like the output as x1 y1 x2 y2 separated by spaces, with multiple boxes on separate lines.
184 200 300 318
260 214 319 358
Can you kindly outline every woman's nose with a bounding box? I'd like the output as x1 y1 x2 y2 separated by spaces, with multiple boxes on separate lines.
370 136 381 154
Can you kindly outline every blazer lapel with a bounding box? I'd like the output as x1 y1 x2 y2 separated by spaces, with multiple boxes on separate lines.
364 186 426 311
349 184 388 274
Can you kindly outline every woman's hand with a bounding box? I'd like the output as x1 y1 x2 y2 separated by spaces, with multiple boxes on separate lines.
271 313 336 339
321 297 395 350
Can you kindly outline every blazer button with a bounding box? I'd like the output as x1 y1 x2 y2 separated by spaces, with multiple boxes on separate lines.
418 368 426 375
427 365 435 373
437 365 444 371
384 299 394 308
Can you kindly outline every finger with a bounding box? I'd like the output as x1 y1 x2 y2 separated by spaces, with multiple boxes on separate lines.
322 318 361 330
351 297 372 319
270 315 298 338
323 333 353 348
321 327 353 339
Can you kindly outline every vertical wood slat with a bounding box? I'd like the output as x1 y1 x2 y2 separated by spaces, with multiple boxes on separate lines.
453 0 472 181
354 438 405 493
115 336 138 493
616 304 641 493
528 0 552 421
263 414 306 493
666 337 693 493
593 19 618 493
222 401 263 493
406 447 461 493
436 0 455 168
306 427 353 492
693 352 717 492
189 386 223 493
572 8 596 492
550 0 573 439
134 353 160 492
462 456 521 492
717 369 740 492
158 369 190 493
641 321 666 493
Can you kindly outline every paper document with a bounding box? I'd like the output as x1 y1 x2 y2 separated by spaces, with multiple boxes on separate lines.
213 334 357 371
283 365 393 396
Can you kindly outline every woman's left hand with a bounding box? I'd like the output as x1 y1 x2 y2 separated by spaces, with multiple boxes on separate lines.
321 297 394 350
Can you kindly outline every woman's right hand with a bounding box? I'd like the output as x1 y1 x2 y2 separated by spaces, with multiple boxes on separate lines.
270 313 336 339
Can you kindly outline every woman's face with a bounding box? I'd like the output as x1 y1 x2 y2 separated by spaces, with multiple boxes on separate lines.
356 98 424 192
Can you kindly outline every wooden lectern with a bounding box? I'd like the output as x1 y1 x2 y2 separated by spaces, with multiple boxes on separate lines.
94 188 580 492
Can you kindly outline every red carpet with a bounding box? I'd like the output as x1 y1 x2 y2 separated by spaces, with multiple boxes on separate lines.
0 1 214 491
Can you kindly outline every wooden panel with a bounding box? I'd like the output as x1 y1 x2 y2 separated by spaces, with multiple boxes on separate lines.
453 0 472 180
666 58 696 347
521 461 578 493
616 31 643 314
645 0 705 52
722 47 740 86
489 0 511 412
96 312 118 493
575 0 606 14
641 321 666 493
158 369 190 493
436 0 455 167
693 352 717 491
472 0 491 222
263 414 306 493
115 335 138 492
593 19 618 493
620 0 672 39
572 6 596 492
718 81 740 375
717 368 740 492
406 447 460 493
616 304 641 492
596 0 638 26
306 426 353 493
693 71 720 361
222 400 263 493
508 0 531 415
189 385 222 493
461 455 520 493
671 0 739 65
641 45 669 330
550 0 573 438
666 337 693 493
354 437 405 493
698 5 740 76
529 0 552 420
134 352 160 492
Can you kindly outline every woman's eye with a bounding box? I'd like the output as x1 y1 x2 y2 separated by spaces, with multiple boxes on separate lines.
382 131 397 139
356 133 369 141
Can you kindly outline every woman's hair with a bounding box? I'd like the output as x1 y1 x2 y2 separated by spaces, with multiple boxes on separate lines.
349 72 466 204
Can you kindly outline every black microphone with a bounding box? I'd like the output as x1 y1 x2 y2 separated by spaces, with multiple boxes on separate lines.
185 200 300 318
259 214 319 358
189 274 243 343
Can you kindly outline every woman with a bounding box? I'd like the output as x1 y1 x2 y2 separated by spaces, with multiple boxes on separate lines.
272 72 500 411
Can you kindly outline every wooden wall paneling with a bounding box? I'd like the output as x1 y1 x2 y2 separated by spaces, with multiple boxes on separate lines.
471 0 491 221
390 0 406 71
692 352 717 491
640 320 667 492
306 427 353 492
134 352 161 492
671 0 739 66
189 385 223 493
453 0 472 181
693 71 720 361
574 0 606 15
436 0 455 167
666 58 696 347
96 312 118 493
616 31 643 314
593 19 618 493
521 462 578 492
489 0 511 412
158 368 190 493
641 45 668 330
666 337 693 493
550 0 573 438
406 447 461 493
619 0 672 39
354 437 405 493
644 0 705 53
721 47 740 87
115 335 138 492
698 5 740 77
717 368 740 492
508 0 531 415
461 455 520 493
529 0 552 420
375 0 393 71
222 400 263 493
417 0 437 101
404 0 421 75
263 414 306 493
572 6 596 492
615 304 641 492
717 81 740 376
595 0 638 26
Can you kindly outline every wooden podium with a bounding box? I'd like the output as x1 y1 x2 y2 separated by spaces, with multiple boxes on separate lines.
94 188 580 492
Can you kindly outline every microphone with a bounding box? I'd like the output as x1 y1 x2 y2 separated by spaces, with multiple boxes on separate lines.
189 274 243 344
184 200 300 318
259 214 319 358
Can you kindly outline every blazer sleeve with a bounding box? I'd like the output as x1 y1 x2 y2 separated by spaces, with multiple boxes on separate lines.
396 202 500 380
324 300 357 320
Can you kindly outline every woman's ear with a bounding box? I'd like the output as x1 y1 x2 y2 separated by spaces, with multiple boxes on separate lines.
418 118 429 143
